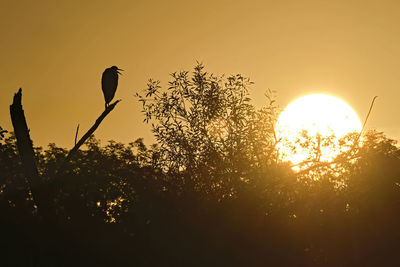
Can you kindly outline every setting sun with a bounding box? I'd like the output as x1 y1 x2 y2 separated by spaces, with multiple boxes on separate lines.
276 94 362 167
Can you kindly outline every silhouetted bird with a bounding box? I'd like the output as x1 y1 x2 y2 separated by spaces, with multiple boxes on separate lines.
102 66 123 109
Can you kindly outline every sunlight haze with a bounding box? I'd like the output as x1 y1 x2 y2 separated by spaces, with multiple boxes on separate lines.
276 94 362 167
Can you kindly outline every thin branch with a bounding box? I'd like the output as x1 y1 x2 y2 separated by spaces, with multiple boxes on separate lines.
346 95 378 154
62 99 121 166
74 124 80 145
358 96 378 141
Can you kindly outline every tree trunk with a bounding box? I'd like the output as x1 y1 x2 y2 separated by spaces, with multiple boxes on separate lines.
9 89 41 202
9 88 56 223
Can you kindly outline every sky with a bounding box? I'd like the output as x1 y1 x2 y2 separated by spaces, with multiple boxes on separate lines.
1 0 400 148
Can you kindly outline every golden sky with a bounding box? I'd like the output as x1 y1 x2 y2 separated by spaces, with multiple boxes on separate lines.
1 0 400 148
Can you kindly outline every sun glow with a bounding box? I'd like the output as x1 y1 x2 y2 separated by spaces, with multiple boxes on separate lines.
276 94 362 169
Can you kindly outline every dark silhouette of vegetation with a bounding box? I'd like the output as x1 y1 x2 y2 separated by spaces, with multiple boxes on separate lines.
0 126 6 140
1 64 400 266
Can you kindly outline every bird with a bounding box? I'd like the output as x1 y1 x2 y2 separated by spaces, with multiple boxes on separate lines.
101 66 123 109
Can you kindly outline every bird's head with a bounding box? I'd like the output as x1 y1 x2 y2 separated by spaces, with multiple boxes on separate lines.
111 66 123 75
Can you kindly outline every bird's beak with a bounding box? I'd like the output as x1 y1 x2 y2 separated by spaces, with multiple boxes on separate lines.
117 68 124 75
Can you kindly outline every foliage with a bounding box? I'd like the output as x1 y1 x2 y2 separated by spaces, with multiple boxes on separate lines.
0 126 7 140
1 129 400 266
137 64 279 196
1 65 400 266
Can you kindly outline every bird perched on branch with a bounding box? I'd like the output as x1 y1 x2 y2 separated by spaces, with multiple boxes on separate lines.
102 66 123 109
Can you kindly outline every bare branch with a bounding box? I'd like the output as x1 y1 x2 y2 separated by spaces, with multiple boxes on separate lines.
358 96 378 141
64 100 121 164
74 124 80 145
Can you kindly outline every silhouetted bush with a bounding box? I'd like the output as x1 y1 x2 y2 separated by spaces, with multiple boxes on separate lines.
1 66 400 266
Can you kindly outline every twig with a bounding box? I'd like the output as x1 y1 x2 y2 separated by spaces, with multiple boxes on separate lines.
74 124 80 145
347 95 378 152
358 96 378 142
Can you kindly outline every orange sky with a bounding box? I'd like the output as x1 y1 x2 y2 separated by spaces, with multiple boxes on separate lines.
1 0 400 148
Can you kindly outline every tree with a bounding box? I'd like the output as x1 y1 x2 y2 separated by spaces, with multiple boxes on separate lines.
137 63 279 195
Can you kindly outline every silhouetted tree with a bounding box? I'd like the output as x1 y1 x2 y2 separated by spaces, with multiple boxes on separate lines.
137 63 280 197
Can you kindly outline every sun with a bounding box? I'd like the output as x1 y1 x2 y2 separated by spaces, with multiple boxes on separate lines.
275 94 362 169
